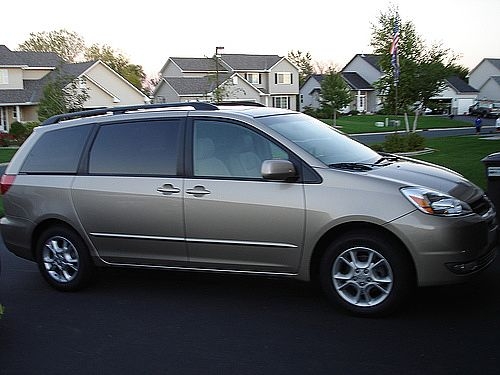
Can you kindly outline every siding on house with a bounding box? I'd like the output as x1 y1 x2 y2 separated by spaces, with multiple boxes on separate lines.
342 54 382 85
469 59 500 90
478 77 500 101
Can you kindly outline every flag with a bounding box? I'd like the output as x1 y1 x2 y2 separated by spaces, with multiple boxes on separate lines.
390 16 400 84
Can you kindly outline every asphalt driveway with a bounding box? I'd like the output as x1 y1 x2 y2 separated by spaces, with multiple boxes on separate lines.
1 237 500 375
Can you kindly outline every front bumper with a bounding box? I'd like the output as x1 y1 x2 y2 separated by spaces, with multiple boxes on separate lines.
446 247 497 275
388 208 498 286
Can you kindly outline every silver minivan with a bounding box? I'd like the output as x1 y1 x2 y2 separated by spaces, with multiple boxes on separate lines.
1 103 498 316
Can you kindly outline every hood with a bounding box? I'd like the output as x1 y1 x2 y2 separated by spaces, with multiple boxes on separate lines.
367 159 484 204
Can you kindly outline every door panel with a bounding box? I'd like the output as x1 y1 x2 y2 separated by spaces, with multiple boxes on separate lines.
185 118 305 273
72 176 187 266
184 178 305 273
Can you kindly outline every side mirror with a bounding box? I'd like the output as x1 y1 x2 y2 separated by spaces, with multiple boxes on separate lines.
261 160 297 181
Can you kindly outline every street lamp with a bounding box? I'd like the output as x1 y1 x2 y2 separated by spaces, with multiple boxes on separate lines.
215 46 224 58
214 46 224 102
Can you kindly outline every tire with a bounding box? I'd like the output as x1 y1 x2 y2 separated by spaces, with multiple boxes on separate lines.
319 230 414 317
35 225 94 291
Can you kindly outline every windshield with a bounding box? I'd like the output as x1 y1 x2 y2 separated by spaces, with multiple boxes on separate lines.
259 113 379 165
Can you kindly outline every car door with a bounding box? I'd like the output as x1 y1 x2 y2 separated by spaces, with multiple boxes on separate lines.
72 118 188 267
183 118 305 274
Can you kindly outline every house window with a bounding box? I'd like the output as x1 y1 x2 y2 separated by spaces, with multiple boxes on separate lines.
275 73 292 85
156 96 166 104
246 73 260 84
12 107 18 120
0 69 8 84
273 96 289 109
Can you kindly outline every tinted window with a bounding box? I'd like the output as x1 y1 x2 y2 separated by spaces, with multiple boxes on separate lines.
193 119 288 178
20 125 92 173
89 120 180 176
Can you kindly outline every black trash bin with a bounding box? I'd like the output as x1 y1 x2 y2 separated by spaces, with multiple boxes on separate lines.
481 152 500 217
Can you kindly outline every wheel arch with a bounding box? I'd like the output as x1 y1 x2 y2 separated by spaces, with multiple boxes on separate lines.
30 219 82 259
309 221 416 284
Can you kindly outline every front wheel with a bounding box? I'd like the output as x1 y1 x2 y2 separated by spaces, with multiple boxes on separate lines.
320 230 414 317
35 226 94 291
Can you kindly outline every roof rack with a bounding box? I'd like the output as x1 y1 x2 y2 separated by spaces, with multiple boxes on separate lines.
41 102 219 125
215 101 265 107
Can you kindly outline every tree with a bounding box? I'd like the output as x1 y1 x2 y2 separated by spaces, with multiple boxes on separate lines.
18 29 85 63
446 63 469 81
85 44 146 91
320 68 352 126
287 50 314 87
38 70 89 122
370 6 459 119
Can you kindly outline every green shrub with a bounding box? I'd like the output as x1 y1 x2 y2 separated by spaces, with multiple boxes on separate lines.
9 121 39 145
407 132 425 151
9 121 27 140
376 132 426 153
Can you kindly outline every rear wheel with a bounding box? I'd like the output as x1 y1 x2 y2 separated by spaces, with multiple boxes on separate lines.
320 230 414 317
35 226 94 291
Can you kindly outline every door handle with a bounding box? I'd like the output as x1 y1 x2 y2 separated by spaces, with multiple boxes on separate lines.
186 185 211 196
157 184 181 195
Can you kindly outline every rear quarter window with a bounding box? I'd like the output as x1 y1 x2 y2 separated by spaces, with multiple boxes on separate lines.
20 125 92 174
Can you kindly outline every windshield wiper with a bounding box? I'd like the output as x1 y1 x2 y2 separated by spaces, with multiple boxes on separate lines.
328 162 374 171
374 152 401 165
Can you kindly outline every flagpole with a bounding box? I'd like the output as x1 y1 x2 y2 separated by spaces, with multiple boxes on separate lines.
394 82 398 117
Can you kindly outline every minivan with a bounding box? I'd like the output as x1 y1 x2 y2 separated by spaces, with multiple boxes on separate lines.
1 102 497 316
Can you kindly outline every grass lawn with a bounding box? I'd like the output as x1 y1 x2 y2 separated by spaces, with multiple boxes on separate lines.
323 115 472 134
0 148 18 163
412 135 500 191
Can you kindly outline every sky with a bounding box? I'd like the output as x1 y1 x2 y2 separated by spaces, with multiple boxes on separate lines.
2 0 499 78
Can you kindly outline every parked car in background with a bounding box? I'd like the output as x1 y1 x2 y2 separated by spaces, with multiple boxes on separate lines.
0 102 497 317
469 101 500 118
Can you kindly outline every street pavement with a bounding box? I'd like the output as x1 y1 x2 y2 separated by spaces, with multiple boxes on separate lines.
1 238 500 374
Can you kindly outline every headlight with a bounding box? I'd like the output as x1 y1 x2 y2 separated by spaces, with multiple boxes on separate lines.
400 187 472 216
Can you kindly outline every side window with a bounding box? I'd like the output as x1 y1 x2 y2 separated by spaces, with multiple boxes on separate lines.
89 120 180 176
193 119 288 179
20 125 92 173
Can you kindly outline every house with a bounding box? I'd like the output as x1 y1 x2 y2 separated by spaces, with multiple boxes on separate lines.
468 58 500 101
299 54 381 113
430 76 478 115
341 54 382 113
299 74 324 111
0 45 148 131
299 72 376 114
153 54 300 109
